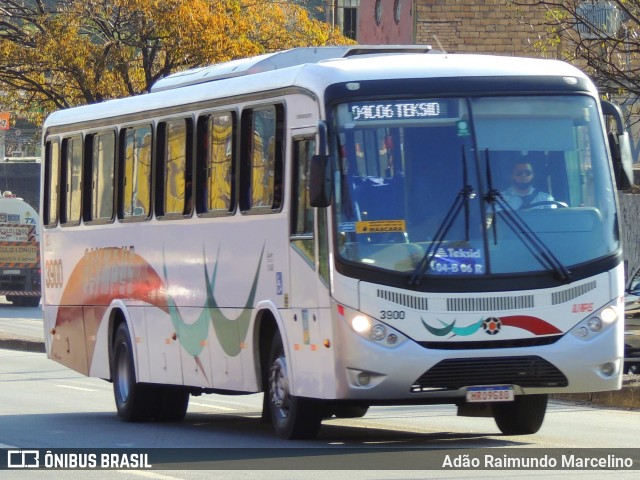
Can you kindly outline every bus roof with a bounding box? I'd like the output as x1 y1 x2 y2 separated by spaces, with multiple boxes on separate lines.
42 48 593 132
150 45 434 92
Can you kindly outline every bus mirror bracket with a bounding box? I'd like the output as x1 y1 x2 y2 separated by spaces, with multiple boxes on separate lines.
310 121 332 207
601 100 633 190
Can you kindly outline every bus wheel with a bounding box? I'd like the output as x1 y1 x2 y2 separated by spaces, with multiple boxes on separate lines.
268 333 322 439
151 386 189 422
491 394 548 435
112 323 152 422
333 405 369 419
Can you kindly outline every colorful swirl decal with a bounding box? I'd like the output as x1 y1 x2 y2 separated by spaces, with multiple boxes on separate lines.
422 314 562 337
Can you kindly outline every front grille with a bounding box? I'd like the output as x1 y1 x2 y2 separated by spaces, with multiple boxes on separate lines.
411 355 568 392
417 335 562 350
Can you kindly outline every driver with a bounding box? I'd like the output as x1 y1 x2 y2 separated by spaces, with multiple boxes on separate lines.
500 162 555 210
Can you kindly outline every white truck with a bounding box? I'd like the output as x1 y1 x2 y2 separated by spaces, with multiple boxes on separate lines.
0 192 40 306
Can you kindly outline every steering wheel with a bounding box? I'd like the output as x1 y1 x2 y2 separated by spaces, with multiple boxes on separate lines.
523 200 568 209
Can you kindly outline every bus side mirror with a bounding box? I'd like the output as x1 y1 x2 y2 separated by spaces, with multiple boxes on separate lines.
310 154 332 207
602 100 634 190
609 131 633 190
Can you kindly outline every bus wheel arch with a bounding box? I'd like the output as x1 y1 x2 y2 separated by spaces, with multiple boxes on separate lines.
107 307 127 382
254 308 323 438
265 328 323 439
256 309 278 423
107 307 189 423
111 321 153 422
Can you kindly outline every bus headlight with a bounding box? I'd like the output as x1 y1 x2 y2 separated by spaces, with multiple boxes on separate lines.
587 317 602 332
600 306 618 324
337 304 407 348
371 324 387 341
351 315 371 333
571 302 620 341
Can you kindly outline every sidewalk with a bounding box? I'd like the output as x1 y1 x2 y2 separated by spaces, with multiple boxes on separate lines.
0 327 638 409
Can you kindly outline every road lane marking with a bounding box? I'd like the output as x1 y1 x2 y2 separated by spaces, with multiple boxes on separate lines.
189 401 235 411
54 384 98 392
118 471 184 480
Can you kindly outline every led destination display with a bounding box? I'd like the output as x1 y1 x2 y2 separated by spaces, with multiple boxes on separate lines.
347 99 456 123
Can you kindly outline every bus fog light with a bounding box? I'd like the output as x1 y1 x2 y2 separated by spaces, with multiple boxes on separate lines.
599 362 616 377
371 324 386 341
357 372 371 386
352 315 371 333
587 317 602 332
577 326 589 337
387 334 398 344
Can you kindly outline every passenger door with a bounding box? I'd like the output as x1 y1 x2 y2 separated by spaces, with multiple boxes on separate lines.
288 132 328 397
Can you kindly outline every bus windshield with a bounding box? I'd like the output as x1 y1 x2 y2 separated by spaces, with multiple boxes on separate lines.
333 95 618 277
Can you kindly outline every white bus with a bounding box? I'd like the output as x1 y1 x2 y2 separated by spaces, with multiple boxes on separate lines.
41 46 631 439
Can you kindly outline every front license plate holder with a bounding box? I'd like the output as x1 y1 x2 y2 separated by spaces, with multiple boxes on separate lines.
466 385 514 403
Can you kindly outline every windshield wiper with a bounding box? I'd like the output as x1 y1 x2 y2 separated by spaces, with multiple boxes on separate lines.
408 147 474 286
483 149 572 283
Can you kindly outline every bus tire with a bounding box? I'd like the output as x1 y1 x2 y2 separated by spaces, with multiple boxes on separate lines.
333 405 369 419
267 332 323 439
491 394 548 435
151 386 189 422
112 323 152 422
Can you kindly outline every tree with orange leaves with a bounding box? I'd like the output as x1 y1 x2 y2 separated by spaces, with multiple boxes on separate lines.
0 0 352 123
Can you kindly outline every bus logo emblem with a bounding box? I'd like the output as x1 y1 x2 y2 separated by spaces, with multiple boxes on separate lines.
482 317 502 335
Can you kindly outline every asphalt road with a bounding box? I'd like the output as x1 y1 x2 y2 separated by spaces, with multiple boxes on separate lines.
1 302 639 479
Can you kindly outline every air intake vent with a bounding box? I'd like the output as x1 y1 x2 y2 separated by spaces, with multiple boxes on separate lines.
411 356 568 392
447 295 534 312
552 281 596 305
377 289 428 310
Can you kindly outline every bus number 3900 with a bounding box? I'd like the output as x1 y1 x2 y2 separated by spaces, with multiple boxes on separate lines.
45 259 63 288
380 310 405 320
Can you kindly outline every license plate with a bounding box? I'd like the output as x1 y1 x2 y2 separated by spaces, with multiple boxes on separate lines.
2 270 19 275
466 385 514 403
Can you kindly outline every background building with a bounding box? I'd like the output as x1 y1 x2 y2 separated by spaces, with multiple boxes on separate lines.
355 0 550 55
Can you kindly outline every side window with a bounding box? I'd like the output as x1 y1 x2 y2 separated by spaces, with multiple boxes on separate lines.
291 138 315 265
202 112 234 214
61 135 83 226
207 113 235 212
158 119 191 217
241 105 284 212
120 125 152 219
90 131 116 222
43 139 60 228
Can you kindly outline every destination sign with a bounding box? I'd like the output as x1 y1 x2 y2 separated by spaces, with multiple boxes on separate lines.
348 99 455 122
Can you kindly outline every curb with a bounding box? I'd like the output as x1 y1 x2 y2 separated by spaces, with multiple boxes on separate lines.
552 388 640 409
0 337 45 353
